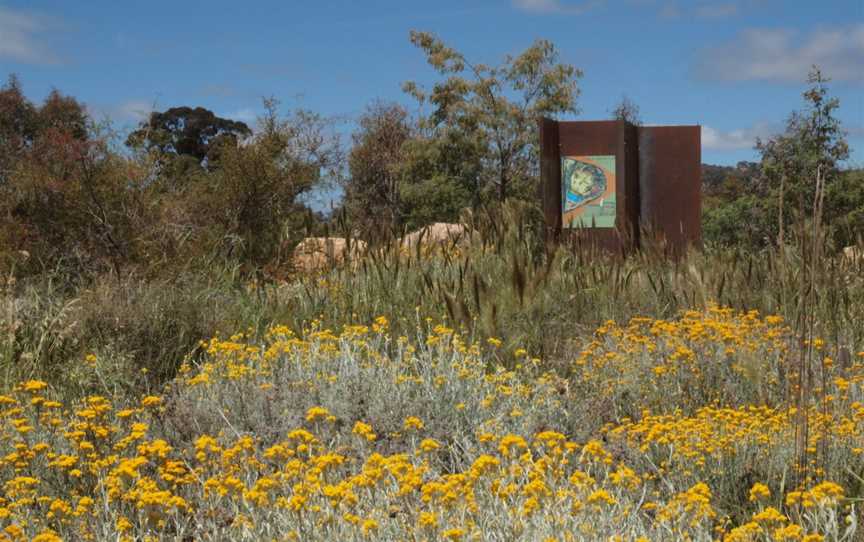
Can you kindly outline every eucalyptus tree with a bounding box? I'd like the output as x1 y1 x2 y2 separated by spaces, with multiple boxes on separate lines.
403 31 582 203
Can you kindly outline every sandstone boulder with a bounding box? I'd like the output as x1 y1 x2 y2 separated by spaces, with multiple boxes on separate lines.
292 237 367 273
843 245 862 262
401 223 469 250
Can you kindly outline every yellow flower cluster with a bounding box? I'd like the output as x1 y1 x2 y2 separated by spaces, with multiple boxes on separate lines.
0 308 860 540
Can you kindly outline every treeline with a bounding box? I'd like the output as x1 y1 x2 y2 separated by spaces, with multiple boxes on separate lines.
1 34 861 283
0 81 339 278
0 32 582 281
701 69 862 249
703 160 863 248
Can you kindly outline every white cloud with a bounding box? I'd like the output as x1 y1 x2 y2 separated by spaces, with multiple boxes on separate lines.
519 0 767 17
701 121 778 151
695 25 864 84
628 0 765 19
512 0 606 15
0 7 58 64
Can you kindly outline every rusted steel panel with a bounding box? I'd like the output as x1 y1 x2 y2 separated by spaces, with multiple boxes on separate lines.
638 125 702 254
539 117 561 242
547 120 636 252
557 120 619 156
540 118 700 255
621 121 640 249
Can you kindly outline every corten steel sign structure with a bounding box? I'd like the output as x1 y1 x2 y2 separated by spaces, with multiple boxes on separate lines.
540 118 701 254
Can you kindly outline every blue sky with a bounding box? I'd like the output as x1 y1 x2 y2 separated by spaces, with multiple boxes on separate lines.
1 0 862 169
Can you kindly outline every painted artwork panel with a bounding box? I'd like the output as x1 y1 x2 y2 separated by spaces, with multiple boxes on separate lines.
561 155 616 228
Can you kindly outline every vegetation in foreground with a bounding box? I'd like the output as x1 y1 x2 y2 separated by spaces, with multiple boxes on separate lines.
0 307 862 541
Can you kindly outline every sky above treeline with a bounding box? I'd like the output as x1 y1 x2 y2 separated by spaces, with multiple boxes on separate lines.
1 0 862 168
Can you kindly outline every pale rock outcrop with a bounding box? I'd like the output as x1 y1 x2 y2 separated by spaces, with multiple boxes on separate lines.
400 223 469 250
292 237 367 273
843 245 862 262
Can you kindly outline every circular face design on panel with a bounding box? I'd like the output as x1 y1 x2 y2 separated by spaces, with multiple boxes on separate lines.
563 159 606 211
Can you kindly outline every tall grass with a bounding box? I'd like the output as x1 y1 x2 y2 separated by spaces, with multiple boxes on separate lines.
293 202 863 366
1 200 862 399
0 264 294 401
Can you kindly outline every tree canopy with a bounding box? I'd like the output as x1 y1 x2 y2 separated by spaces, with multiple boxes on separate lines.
125 106 252 166
609 94 642 126
344 102 412 233
0 75 89 183
403 31 581 203
703 67 855 249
